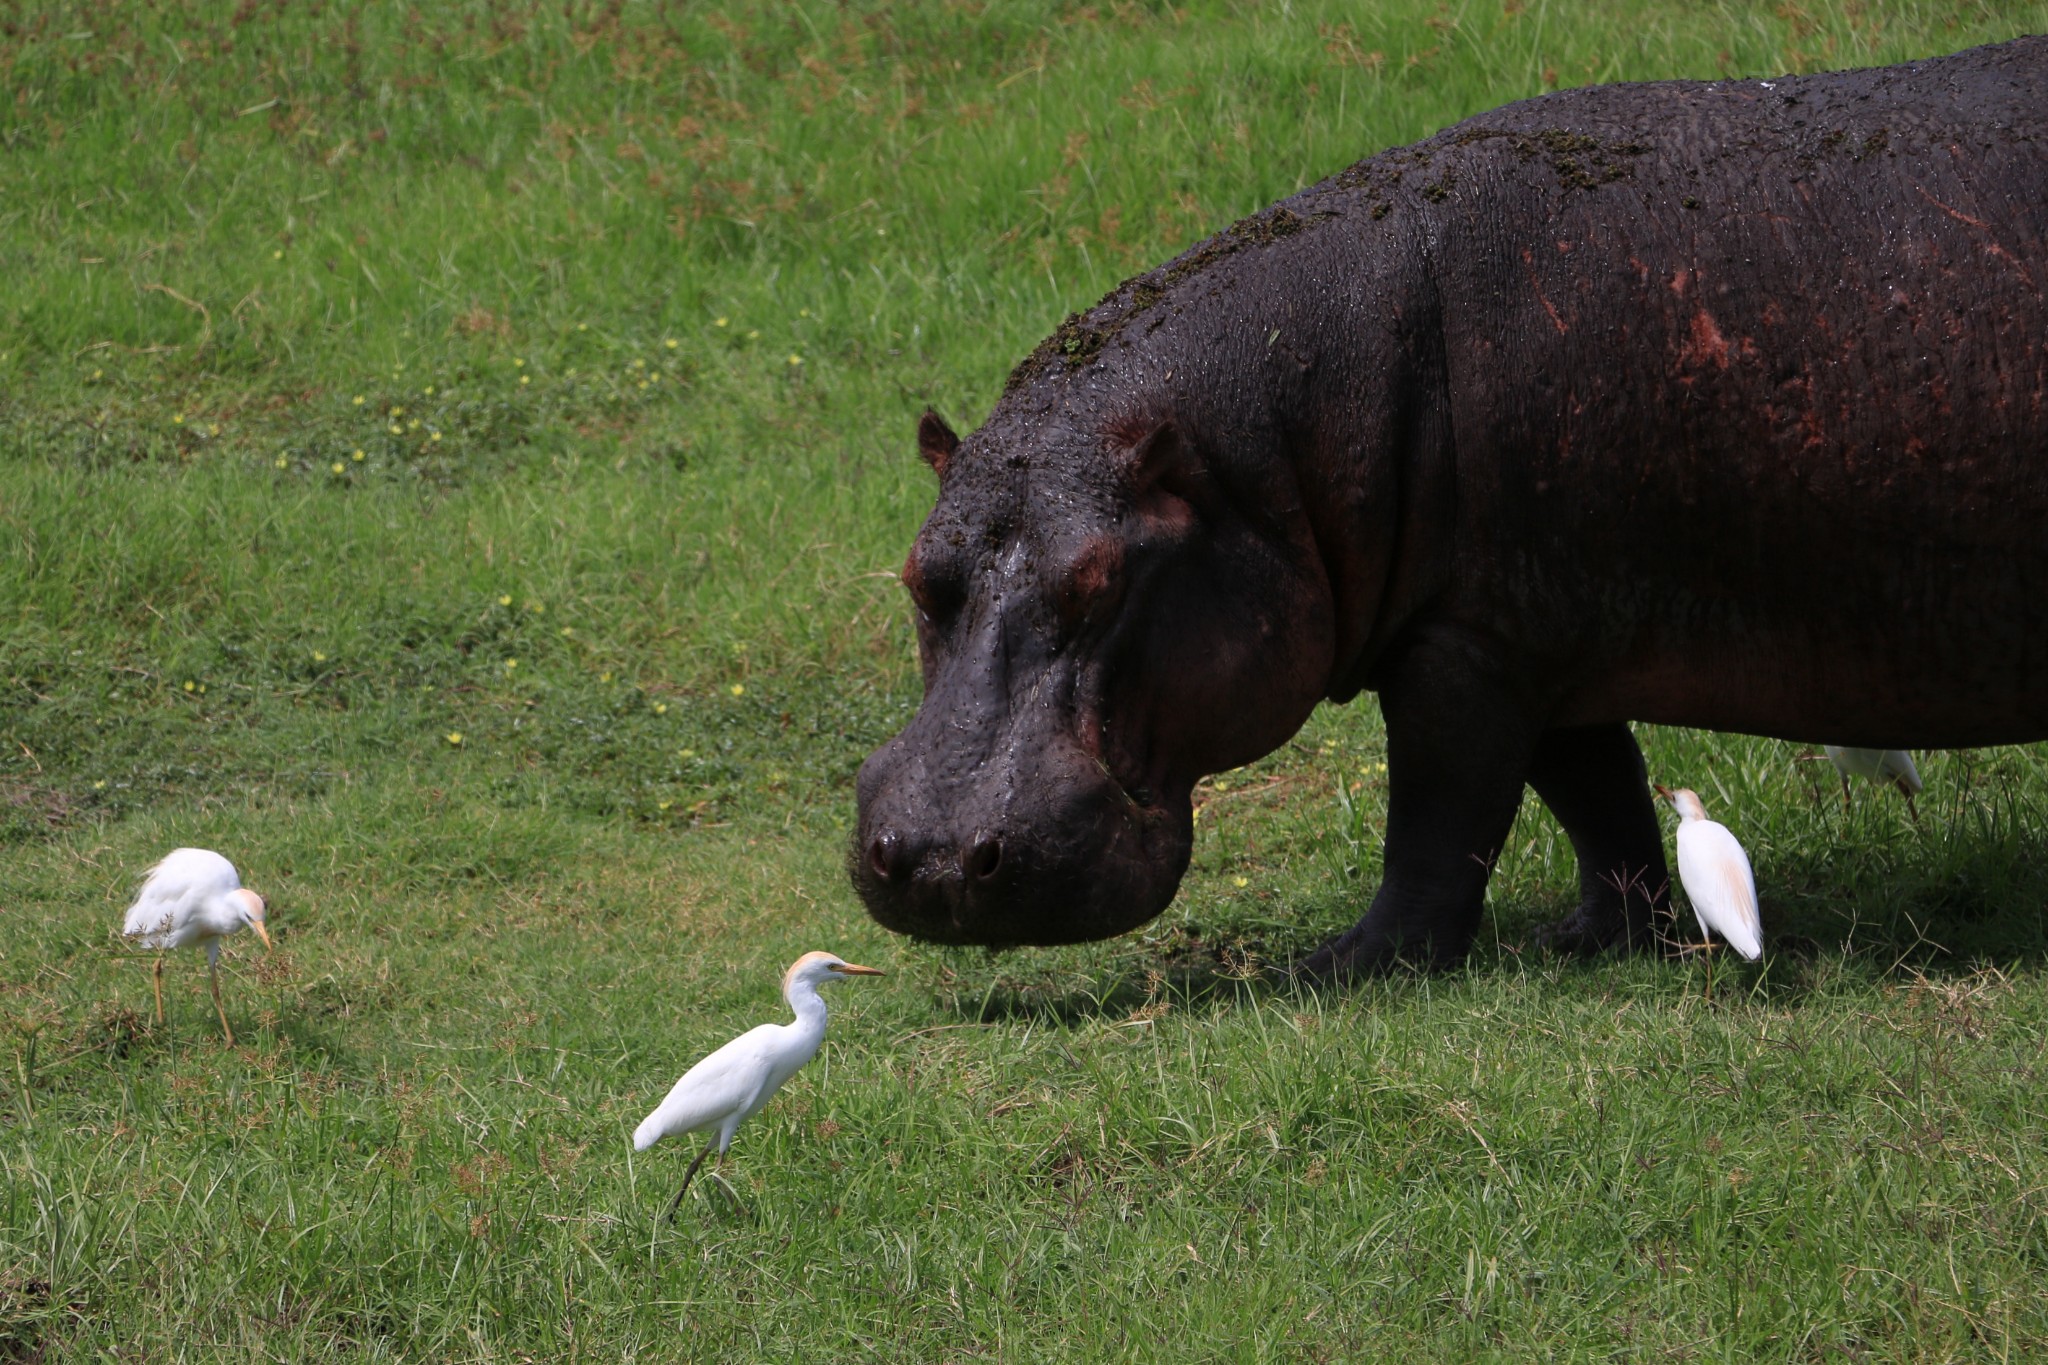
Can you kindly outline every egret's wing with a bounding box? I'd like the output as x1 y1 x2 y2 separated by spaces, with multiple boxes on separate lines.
632 1024 780 1151
1878 749 1923 795
1676 821 1762 960
124 848 243 946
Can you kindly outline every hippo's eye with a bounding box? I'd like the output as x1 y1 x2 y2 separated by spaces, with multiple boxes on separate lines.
902 548 963 621
1054 537 1124 627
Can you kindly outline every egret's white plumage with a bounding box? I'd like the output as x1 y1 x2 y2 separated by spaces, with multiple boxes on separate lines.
1823 745 1923 817
634 951 882 1216
1657 787 1762 962
122 847 270 1042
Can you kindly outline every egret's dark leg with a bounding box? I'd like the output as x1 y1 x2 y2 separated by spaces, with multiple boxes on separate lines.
1839 774 1853 813
665 1143 717 1222
1900 782 1921 824
151 956 165 1026
1526 723 1671 956
209 955 235 1046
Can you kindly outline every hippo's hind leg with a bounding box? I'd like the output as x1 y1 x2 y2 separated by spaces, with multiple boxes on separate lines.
1295 636 1537 981
1525 722 1671 956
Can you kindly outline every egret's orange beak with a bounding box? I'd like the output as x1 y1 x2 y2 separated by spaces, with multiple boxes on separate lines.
833 963 884 976
1652 784 1673 801
250 920 273 951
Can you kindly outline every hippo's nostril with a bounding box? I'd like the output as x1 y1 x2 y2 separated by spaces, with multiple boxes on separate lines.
966 835 1003 880
870 832 907 883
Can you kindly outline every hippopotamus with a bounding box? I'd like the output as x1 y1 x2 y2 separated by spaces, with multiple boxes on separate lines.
851 36 2048 978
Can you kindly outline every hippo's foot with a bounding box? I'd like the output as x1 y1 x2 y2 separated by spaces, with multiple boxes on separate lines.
1286 919 1470 985
1530 899 1656 958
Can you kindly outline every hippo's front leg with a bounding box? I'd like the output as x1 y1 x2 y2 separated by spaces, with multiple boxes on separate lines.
1297 636 1538 980
1525 723 1672 956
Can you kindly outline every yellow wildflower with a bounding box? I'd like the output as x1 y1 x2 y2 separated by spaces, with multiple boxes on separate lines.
653 702 668 715
274 456 288 468
787 354 803 367
446 732 464 746
353 395 365 405
183 680 196 692
498 594 512 606
352 449 365 461
714 317 728 327
312 651 327 662
729 684 745 697
519 375 529 385
331 461 345 473
664 338 678 349
1233 876 1248 888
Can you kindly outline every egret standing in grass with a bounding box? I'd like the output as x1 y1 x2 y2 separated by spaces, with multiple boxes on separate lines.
122 848 271 1043
634 951 883 1219
1822 745 1923 820
1656 786 1761 999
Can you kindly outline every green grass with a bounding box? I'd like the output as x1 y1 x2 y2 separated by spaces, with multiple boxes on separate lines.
7 1 2048 1358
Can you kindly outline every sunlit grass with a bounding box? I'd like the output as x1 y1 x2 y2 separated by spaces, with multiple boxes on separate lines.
6 0 2048 1358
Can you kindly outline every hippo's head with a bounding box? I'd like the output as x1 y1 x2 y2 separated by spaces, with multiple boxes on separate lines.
852 404 1339 947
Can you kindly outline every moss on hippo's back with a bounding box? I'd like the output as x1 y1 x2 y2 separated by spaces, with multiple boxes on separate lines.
1002 205 1322 394
999 121 1659 398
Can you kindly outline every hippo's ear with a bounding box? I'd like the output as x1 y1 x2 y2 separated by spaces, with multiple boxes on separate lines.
1114 417 1210 514
1122 419 1182 489
918 409 960 479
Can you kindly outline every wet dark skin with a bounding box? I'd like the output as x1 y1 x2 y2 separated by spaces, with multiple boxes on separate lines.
853 37 2048 979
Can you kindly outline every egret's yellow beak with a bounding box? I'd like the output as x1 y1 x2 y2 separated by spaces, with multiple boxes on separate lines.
250 920 273 951
833 963 884 976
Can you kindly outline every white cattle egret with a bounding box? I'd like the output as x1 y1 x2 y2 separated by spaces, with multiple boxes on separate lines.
1822 745 1923 819
634 951 883 1218
1656 786 1761 997
122 848 271 1043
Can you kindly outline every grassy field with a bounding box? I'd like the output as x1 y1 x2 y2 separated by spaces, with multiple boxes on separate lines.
6 0 2048 1357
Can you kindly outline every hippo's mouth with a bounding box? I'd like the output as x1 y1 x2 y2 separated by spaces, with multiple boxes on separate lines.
850 788 1193 947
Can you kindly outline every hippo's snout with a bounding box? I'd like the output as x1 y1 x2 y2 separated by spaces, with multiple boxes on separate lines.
852 736 1191 947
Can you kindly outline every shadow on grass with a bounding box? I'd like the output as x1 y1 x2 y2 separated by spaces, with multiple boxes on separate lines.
923 954 1275 1027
